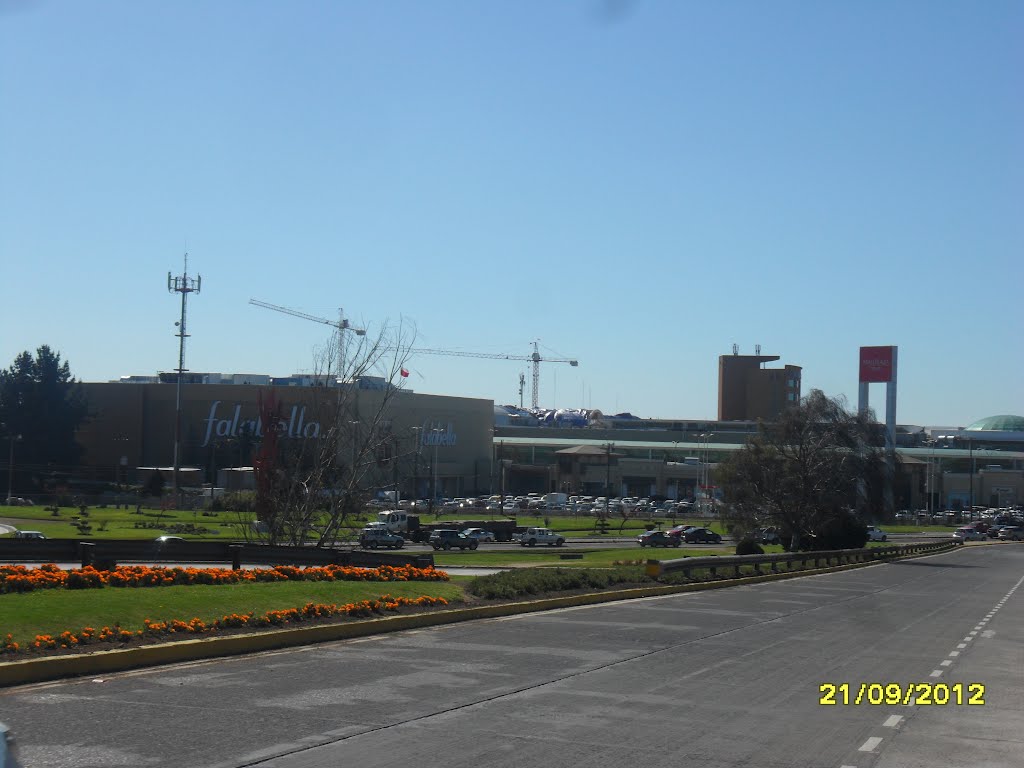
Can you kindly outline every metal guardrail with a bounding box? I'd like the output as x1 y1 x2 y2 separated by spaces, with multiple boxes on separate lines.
646 540 960 580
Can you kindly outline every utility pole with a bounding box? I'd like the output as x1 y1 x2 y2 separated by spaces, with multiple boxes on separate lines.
168 254 201 507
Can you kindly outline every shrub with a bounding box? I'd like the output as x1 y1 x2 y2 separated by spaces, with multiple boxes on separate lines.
467 567 648 600
735 539 764 556
811 514 869 550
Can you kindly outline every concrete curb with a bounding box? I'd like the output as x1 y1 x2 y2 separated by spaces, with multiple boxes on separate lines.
0 544 960 688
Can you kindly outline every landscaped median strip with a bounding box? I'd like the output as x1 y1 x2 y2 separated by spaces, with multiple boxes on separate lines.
0 540 963 688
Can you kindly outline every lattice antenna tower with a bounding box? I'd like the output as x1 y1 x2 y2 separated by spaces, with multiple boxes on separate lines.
168 253 202 503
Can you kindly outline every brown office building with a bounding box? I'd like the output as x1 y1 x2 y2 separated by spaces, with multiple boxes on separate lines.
717 353 801 421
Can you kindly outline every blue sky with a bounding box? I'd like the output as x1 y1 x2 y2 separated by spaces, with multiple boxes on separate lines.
2 1 1021 427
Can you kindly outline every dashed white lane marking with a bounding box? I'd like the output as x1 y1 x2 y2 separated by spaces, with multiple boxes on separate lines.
949 650 960 657
940 660 952 667
883 715 903 728
957 643 967 649
964 636 973 641
929 669 943 678
859 737 883 752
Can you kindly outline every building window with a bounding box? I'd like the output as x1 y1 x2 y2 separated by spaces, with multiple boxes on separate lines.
787 392 796 401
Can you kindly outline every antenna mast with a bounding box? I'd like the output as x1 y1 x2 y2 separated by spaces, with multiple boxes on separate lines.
168 253 202 506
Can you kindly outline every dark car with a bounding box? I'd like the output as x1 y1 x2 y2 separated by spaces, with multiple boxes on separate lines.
683 527 722 544
759 527 780 545
637 530 681 548
428 529 479 551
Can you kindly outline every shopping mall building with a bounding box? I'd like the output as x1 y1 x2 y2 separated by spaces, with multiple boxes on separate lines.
72 377 1024 511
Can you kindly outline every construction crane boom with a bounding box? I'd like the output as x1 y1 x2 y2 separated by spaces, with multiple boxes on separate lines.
249 298 366 336
400 341 577 409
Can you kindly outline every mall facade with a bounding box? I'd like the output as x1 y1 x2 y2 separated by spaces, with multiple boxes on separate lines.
71 379 1024 511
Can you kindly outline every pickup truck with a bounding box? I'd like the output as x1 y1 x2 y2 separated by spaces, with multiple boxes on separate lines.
514 527 566 547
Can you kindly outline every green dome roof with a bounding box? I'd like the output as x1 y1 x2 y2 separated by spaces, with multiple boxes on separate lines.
965 415 1024 432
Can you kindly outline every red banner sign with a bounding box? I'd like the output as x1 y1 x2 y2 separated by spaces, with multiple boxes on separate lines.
859 346 895 383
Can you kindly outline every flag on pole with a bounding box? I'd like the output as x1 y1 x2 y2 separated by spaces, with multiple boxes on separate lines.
400 367 409 378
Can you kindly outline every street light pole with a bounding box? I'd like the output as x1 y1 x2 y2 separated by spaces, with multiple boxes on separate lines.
429 427 443 517
410 427 422 505
968 437 974 515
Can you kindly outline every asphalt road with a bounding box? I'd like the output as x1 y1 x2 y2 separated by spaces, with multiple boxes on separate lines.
2 543 1020 768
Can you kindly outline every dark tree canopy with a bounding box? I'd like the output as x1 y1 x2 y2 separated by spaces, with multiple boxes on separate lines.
0 346 89 483
717 389 890 551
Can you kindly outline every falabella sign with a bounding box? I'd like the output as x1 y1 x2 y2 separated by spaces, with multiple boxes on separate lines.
201 401 321 447
420 421 457 447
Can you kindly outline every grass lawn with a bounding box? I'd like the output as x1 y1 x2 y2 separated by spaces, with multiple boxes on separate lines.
0 504 253 540
0 579 465 646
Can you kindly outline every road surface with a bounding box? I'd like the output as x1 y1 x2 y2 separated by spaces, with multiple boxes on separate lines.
1 543 1020 767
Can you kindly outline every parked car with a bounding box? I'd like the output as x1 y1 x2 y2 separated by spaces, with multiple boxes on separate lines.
988 525 1008 539
428 529 479 550
952 527 985 542
12 530 45 540
998 526 1024 541
683 527 722 544
461 528 496 543
866 526 888 542
637 530 681 548
359 528 405 549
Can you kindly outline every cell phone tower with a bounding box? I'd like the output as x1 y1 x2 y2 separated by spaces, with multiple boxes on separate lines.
168 253 201 506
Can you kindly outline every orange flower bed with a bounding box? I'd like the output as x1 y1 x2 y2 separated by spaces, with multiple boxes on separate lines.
4 595 449 655
0 562 448 594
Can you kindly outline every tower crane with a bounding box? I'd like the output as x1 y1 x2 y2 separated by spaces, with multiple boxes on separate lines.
249 298 366 375
404 341 577 409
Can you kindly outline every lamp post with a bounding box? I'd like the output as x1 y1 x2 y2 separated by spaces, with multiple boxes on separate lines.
429 427 443 517
698 433 714 513
604 442 614 519
968 436 975 516
410 426 422 505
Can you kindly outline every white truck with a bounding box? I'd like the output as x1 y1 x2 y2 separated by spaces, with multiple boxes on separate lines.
513 527 566 547
544 492 569 509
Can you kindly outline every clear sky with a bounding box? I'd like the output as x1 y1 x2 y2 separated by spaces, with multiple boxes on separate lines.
2 1 1021 427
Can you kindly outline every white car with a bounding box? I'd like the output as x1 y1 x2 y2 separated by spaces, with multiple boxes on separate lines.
866 526 887 542
461 528 495 543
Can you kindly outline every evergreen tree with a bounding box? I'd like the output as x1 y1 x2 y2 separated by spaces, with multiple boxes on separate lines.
0 346 89 488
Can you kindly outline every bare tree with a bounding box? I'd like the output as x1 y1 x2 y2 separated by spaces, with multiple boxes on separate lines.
717 390 890 551
249 317 416 546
